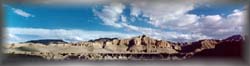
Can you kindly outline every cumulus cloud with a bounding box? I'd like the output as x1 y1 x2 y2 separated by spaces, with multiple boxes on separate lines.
6 28 137 43
94 1 245 42
11 8 34 18
121 23 210 42
93 3 125 28
93 1 210 42
130 0 195 28
128 1 245 40
197 9 246 39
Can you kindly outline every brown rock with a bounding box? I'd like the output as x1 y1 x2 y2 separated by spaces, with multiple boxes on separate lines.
119 39 130 46
201 40 219 49
156 40 171 48
112 39 119 45
173 45 182 50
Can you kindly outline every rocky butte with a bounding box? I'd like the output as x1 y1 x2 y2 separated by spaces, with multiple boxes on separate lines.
3 34 244 61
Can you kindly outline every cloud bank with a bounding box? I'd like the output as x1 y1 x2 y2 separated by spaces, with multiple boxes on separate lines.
93 1 246 42
6 28 138 43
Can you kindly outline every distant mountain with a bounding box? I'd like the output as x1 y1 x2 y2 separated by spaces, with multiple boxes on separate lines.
25 39 67 45
192 34 244 58
179 34 244 59
88 37 118 42
223 34 244 41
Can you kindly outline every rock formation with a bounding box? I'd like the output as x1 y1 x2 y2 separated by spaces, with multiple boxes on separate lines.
4 34 244 60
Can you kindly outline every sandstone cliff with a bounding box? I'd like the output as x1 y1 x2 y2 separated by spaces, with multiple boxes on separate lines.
4 34 244 60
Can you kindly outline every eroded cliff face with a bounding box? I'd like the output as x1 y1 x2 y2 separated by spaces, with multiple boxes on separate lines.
4 34 244 60
92 35 179 54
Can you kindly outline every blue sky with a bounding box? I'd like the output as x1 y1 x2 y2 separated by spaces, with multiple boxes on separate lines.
5 4 121 31
3 1 246 43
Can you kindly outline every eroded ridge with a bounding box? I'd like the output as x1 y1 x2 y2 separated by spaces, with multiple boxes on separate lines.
4 35 244 60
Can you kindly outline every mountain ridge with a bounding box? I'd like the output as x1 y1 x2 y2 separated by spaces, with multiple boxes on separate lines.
5 34 244 60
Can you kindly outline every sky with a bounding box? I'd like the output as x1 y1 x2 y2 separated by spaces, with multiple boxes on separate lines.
3 0 246 43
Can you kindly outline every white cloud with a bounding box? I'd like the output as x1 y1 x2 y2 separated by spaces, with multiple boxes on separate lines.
130 0 195 27
94 1 245 42
11 8 34 18
93 1 210 42
6 28 138 43
130 6 141 17
128 1 245 40
121 15 127 22
93 3 125 28
121 23 210 42
5 33 22 43
93 2 210 41
198 11 244 39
